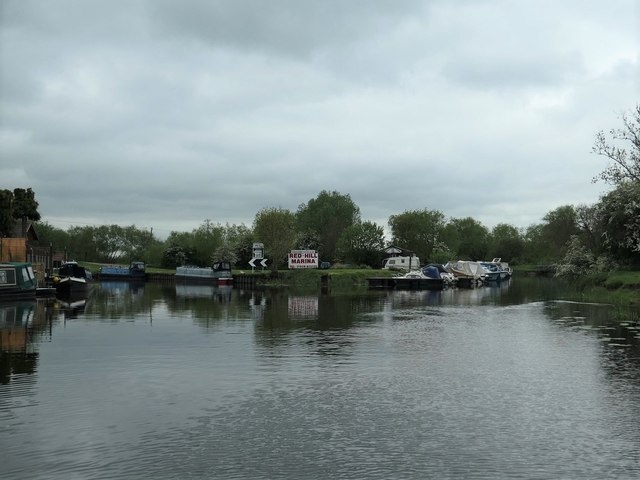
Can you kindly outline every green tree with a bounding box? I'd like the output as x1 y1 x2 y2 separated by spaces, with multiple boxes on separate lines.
92 225 128 262
222 223 254 269
575 203 602 254
0 188 41 237
447 217 489 260
540 205 579 261
93 224 150 263
388 209 446 262
121 225 154 262
12 188 41 222
163 220 224 266
296 191 360 262
144 238 166 268
162 244 192 268
590 105 640 265
592 104 640 185
66 225 98 261
0 189 14 236
192 220 224 266
253 207 297 272
489 223 524 263
336 221 385 267
430 241 457 264
213 242 238 266
521 223 545 264
555 235 615 277
34 221 70 251
595 182 640 262
438 222 460 258
555 236 597 277
164 231 197 265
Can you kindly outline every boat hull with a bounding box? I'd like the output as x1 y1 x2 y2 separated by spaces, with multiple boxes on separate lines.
54 276 89 297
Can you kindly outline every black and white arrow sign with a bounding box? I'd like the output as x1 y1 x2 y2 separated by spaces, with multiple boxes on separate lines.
249 258 268 268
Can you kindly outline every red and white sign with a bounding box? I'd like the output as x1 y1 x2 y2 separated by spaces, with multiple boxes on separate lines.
288 250 319 269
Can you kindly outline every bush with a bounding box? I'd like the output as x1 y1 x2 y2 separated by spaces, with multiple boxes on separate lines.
556 236 617 278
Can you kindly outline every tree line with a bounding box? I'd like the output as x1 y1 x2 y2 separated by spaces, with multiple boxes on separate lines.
4 105 639 273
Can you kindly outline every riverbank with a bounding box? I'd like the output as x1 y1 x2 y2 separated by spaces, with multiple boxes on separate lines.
77 261 640 307
234 268 397 290
570 270 640 308
513 266 640 307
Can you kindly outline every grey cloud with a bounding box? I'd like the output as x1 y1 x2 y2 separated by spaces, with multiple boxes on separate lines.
1 0 637 239
442 52 586 90
148 0 428 57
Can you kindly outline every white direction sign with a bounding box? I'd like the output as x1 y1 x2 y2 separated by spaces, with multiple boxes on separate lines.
252 242 264 260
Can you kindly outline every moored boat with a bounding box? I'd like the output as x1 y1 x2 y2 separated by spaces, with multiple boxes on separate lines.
0 262 38 300
444 260 486 284
423 264 457 286
491 258 512 280
52 261 92 297
175 261 233 286
479 262 502 282
98 261 147 281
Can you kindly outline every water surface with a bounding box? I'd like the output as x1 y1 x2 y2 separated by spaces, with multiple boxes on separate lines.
1 278 639 479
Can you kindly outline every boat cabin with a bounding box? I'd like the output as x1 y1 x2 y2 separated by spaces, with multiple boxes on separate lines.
0 262 38 299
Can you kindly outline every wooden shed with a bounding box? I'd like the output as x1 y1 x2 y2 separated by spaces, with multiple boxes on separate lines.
1 220 52 282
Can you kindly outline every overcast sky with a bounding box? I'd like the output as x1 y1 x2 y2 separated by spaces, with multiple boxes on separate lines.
1 0 638 239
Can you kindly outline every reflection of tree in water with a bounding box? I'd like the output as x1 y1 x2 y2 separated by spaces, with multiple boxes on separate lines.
253 291 388 358
165 283 251 329
544 300 640 376
84 280 155 320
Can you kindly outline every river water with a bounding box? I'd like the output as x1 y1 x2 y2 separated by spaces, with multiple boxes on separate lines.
1 277 639 479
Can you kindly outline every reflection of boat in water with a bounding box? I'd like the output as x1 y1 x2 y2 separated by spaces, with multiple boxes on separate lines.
0 300 43 384
175 283 232 301
53 262 93 297
98 280 145 295
175 261 233 286
387 280 511 307
0 301 36 351
56 296 87 318
0 262 38 300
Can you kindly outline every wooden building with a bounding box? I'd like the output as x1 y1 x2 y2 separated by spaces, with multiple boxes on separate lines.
0 220 52 282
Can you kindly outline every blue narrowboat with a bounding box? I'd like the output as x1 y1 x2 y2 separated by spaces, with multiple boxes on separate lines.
98 261 146 280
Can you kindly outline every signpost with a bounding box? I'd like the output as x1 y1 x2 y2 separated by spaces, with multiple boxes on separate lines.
250 243 267 271
249 258 268 268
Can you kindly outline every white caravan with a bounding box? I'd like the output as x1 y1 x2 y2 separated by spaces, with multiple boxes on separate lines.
382 256 421 271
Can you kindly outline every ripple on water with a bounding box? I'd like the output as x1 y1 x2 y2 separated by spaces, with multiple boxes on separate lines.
1 298 639 479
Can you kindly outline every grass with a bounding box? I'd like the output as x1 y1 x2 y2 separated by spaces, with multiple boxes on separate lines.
562 270 640 308
602 270 640 289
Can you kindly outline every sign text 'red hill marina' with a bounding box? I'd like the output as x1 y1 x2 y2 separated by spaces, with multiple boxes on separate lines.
288 250 319 269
